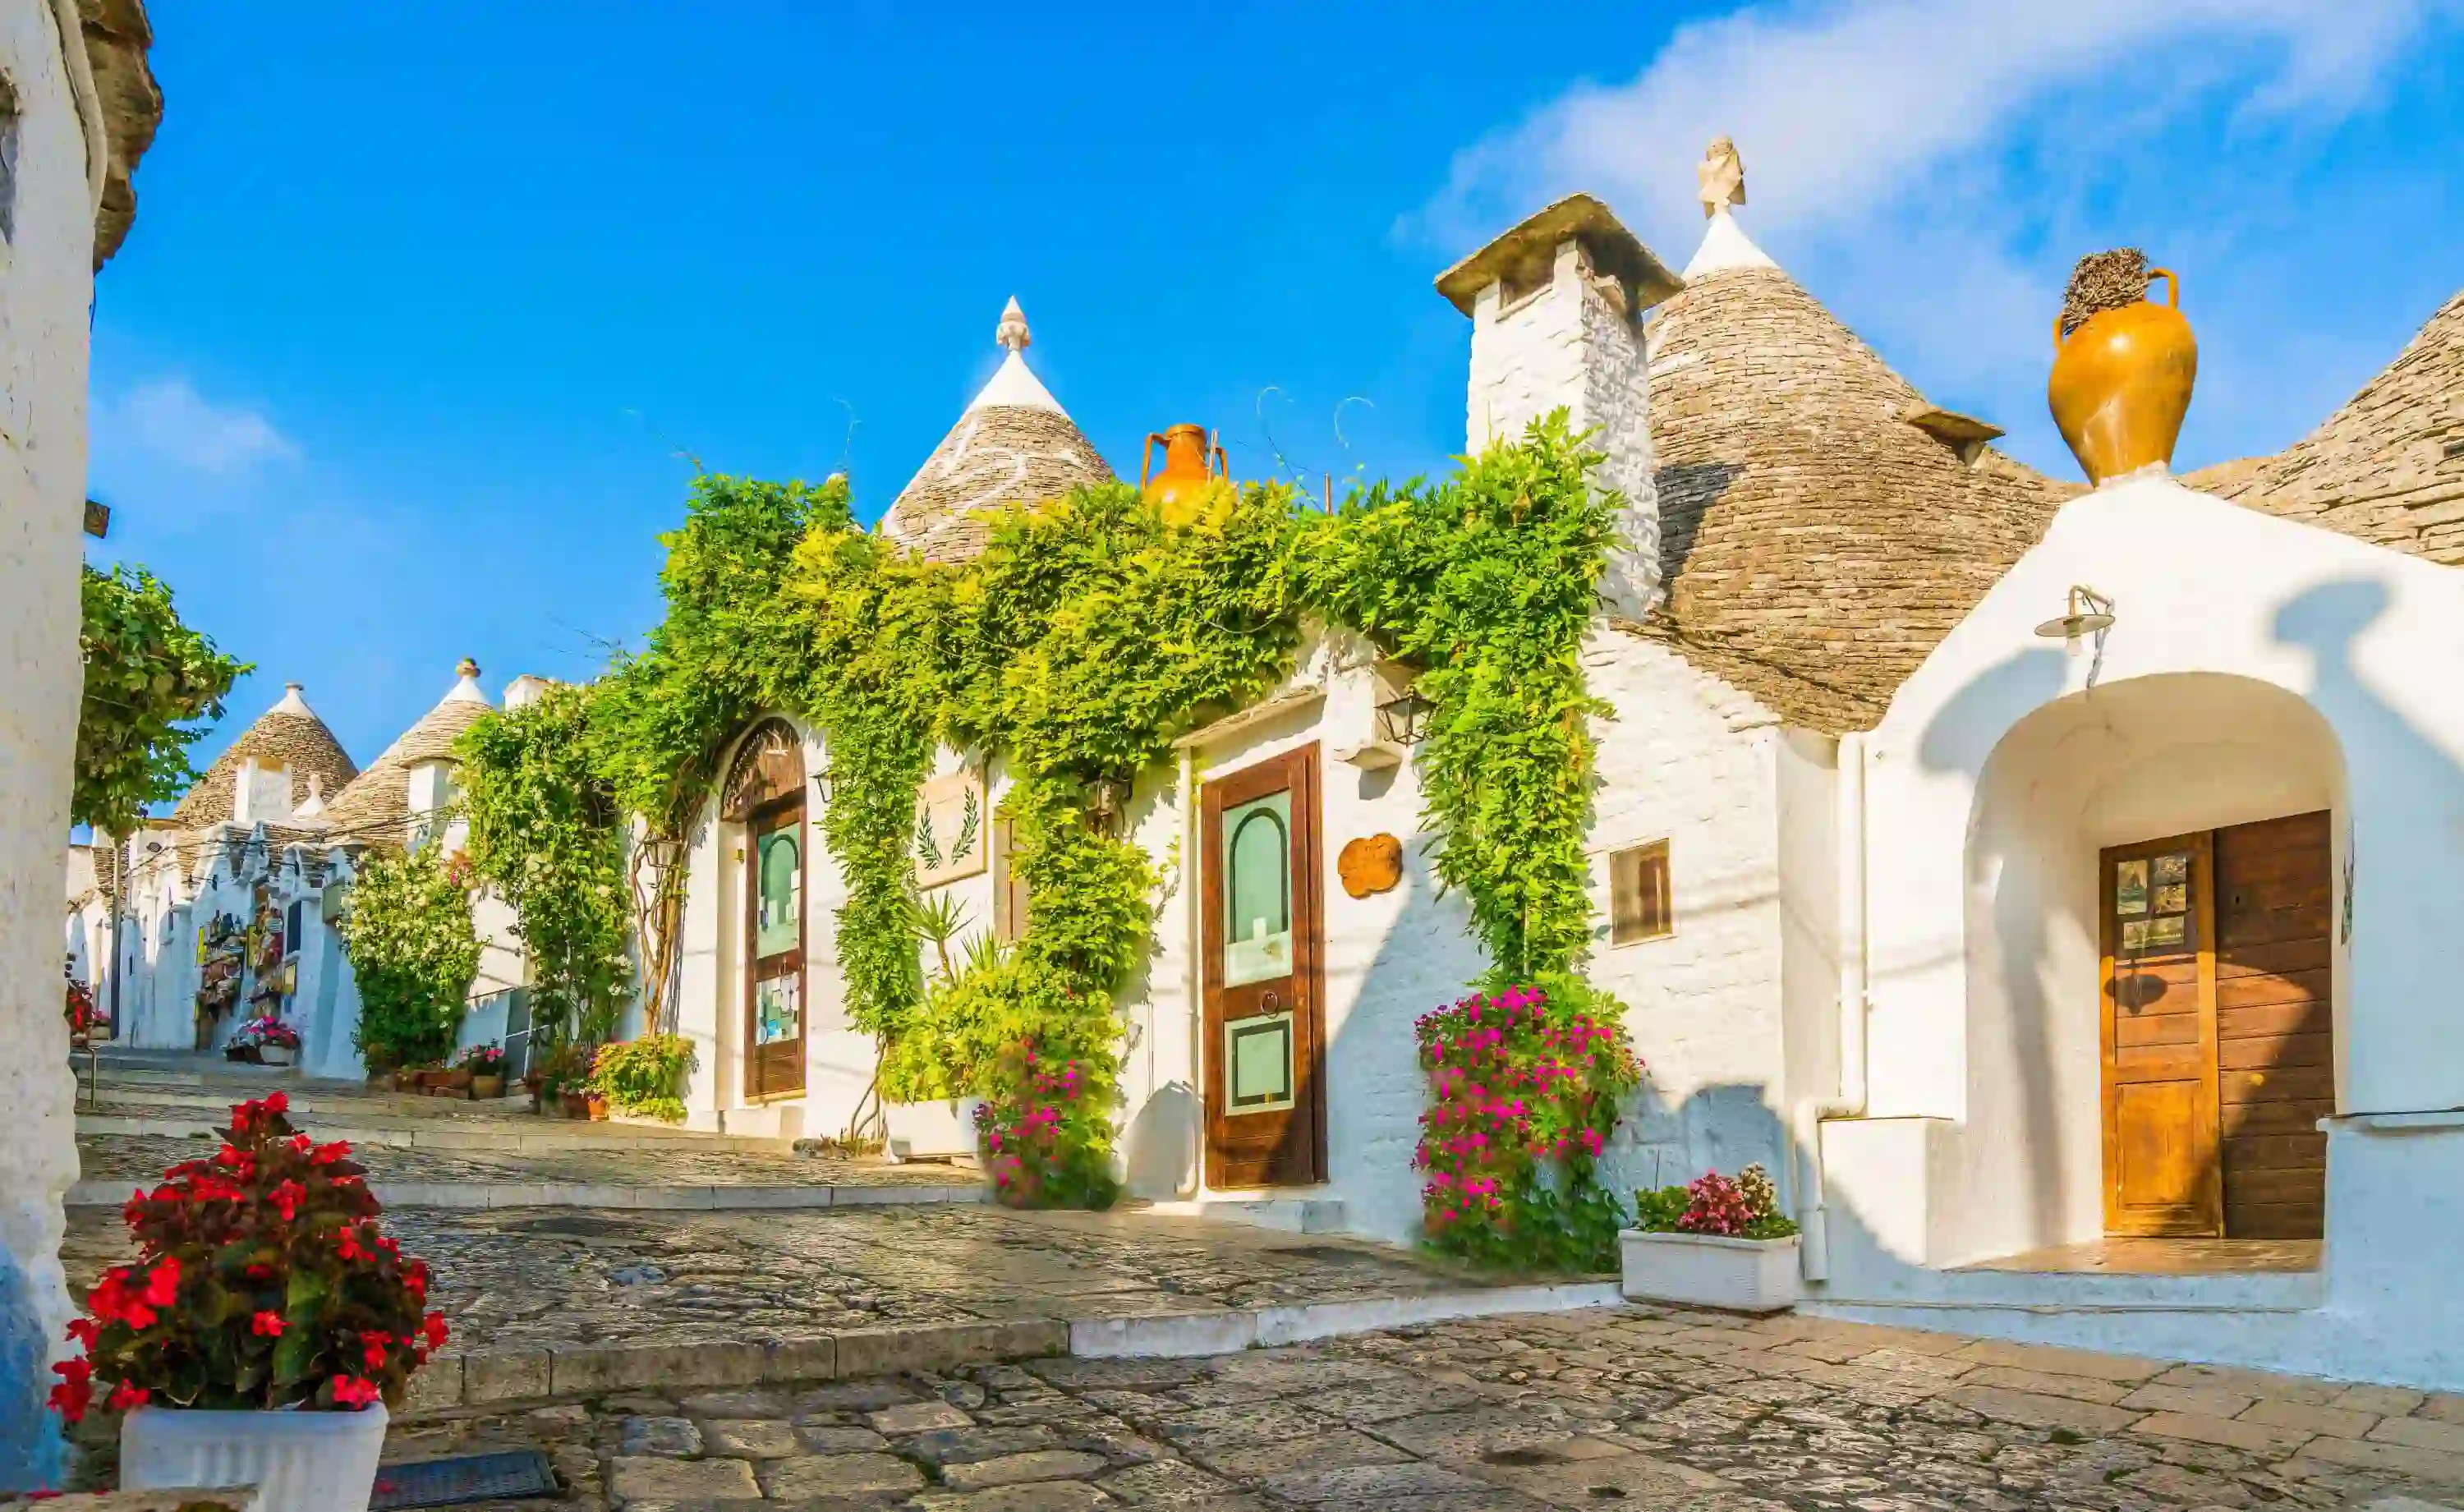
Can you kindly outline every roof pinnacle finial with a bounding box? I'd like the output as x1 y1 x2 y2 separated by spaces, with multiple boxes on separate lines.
996 296 1031 354
1698 136 1746 218
457 657 480 679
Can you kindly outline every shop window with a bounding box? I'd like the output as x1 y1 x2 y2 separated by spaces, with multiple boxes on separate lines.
1610 840 1673 945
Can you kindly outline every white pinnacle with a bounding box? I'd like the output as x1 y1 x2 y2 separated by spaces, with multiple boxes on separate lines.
996 296 1031 353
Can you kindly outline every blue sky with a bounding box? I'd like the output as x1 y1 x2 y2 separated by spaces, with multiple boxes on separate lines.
85 1 2464 790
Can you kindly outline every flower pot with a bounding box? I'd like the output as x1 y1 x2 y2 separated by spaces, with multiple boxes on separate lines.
122 1401 388 1512
585 1094 610 1122
471 1073 505 1100
260 1044 295 1067
2048 267 2197 485
225 1045 253 1063
439 1067 474 1091
1618 1229 1800 1313
885 1097 986 1163
559 1091 589 1119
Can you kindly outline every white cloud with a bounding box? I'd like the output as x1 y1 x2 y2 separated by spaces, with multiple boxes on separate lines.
1414 0 2448 251
100 376 301 476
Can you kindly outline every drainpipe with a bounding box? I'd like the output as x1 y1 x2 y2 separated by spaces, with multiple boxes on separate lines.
1797 733 1870 1281
1179 745 1202 1198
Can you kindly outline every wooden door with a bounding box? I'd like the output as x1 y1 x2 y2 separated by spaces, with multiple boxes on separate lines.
743 797 808 1101
2214 811 2333 1239
1201 744 1326 1189
2101 830 2222 1236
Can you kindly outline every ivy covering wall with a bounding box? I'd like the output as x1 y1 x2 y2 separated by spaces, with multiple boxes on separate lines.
452 414 1635 1244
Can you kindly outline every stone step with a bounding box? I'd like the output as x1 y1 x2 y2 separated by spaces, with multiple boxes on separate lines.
66 1178 985 1212
402 1280 1630 1419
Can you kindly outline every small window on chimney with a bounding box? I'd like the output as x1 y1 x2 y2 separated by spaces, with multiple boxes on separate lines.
1610 840 1672 945
1496 246 1558 313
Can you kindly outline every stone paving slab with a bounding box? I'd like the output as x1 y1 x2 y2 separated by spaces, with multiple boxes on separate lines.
370 1309 2464 1510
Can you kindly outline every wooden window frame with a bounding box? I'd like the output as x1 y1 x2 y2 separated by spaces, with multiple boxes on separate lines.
1610 839 1674 946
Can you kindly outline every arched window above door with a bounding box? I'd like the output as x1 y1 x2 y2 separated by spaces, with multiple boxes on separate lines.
721 719 805 823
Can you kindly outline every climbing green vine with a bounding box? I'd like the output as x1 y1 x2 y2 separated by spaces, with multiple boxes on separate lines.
455 684 632 1048
452 411 1623 1229
339 845 480 1071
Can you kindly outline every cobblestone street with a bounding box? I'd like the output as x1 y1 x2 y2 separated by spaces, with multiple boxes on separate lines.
75 1132 977 1193
386 1307 2464 1511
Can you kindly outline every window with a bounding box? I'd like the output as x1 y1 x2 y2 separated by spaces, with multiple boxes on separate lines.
1610 840 1673 945
285 899 306 957
994 816 1030 943
0 71 18 246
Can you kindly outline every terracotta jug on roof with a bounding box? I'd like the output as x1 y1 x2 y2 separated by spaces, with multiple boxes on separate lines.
2048 264 2198 485
1141 424 1229 528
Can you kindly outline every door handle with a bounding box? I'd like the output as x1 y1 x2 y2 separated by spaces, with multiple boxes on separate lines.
1262 990 1280 1012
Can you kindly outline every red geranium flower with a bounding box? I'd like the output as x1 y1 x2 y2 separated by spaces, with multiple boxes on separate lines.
251 1311 286 1338
107 1381 149 1411
331 1376 379 1409
47 1358 92 1424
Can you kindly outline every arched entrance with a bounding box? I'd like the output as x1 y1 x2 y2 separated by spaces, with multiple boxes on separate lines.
1965 673 2346 1254
723 719 807 1101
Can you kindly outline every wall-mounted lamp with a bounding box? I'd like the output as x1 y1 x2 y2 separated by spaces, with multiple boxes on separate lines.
1087 774 1133 834
1374 689 1435 747
2033 585 2116 641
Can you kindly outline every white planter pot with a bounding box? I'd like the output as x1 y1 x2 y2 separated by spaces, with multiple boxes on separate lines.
884 1097 984 1162
122 1402 388 1512
1619 1229 1801 1313
259 1045 295 1066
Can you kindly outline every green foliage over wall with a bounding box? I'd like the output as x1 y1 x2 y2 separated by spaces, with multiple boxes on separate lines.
339 846 480 1070
455 684 632 1047
451 412 1620 1223
73 563 250 835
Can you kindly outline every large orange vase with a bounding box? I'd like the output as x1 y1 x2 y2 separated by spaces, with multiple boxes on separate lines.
1141 424 1229 527
2048 268 2197 485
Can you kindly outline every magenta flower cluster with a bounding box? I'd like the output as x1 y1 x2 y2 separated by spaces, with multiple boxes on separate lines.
1412 983 1639 1252
1674 1170 1756 1237
973 1040 1115 1210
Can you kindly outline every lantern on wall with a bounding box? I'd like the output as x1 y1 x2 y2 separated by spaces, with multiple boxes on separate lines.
1375 688 1434 747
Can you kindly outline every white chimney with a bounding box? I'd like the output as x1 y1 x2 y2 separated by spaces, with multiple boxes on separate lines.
1436 194 1680 622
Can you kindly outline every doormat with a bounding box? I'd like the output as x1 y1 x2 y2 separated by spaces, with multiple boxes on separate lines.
370 1449 559 1508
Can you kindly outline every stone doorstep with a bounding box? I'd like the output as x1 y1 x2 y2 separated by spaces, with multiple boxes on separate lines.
405 1317 1070 1418
63 1179 985 1211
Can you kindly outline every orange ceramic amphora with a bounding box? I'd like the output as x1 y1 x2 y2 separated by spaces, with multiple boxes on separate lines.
2048 268 2197 485
1140 424 1230 527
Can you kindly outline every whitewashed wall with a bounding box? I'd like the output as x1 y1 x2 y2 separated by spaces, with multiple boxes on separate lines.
0 0 101 1483
1823 473 2464 1388
1582 632 1814 1203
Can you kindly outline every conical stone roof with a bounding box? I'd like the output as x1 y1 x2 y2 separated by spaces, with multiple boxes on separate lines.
1633 207 2068 734
168 683 360 830
324 661 494 841
883 298 1113 564
2201 288 2464 565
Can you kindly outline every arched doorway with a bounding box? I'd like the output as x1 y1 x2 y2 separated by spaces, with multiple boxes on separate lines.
1965 673 2346 1255
723 719 807 1101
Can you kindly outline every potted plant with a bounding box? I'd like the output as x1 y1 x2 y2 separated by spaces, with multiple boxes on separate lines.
434 1059 474 1097
534 1042 588 1118
586 1034 695 1124
1620 1164 1800 1313
49 1091 448 1511
241 1015 301 1068
460 1042 507 1101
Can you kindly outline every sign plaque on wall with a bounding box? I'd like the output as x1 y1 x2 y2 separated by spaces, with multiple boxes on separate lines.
913 769 988 889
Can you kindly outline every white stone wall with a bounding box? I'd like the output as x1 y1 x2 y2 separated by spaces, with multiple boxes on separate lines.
1466 238 1659 620
0 0 99 1482
1581 630 1814 1203
1818 473 2464 1387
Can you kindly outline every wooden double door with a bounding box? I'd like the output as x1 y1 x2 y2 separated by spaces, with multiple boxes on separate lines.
2100 811 2333 1239
1200 744 1327 1190
727 720 807 1103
